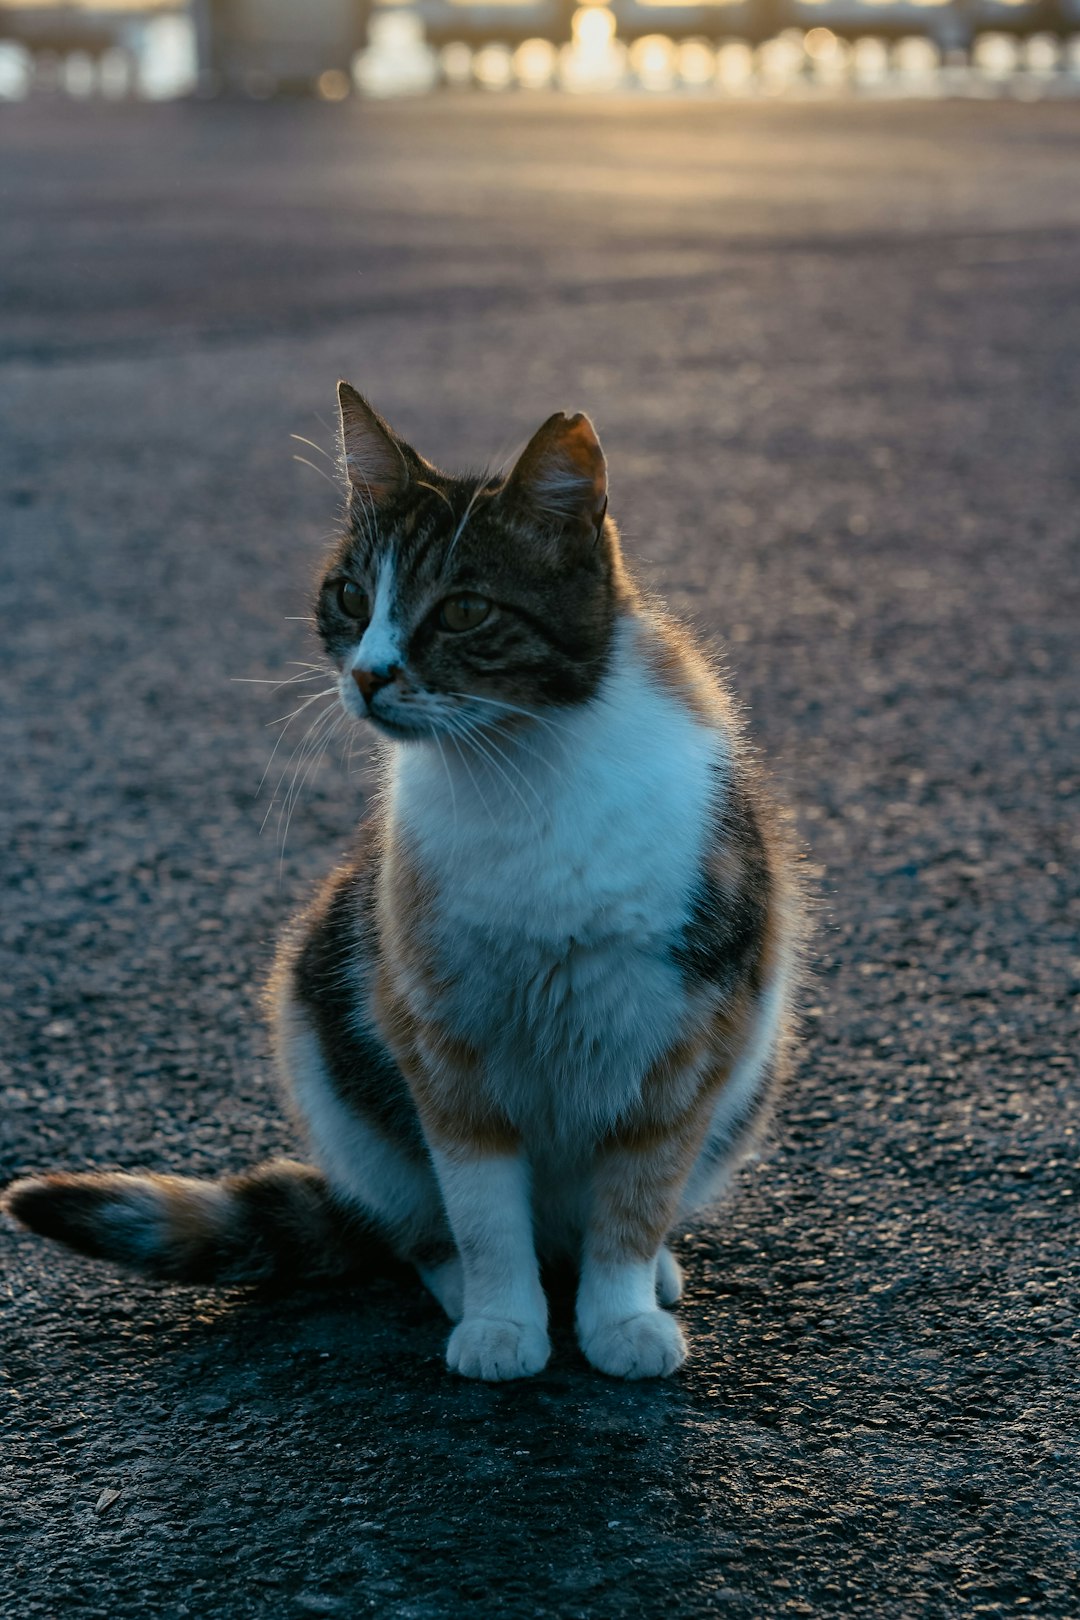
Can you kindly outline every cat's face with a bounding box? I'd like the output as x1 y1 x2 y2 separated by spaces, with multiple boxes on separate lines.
315 384 628 742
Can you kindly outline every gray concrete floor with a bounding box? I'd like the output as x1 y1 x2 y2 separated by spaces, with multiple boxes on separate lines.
1 96 1078 1618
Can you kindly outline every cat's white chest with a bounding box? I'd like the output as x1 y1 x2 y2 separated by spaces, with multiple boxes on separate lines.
391 631 722 1139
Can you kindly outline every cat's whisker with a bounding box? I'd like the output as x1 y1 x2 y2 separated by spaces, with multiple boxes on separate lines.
261 711 326 835
453 712 548 820
468 744 542 841
255 690 340 803
448 715 544 840
281 701 341 810
261 698 340 832
346 723 360 779
291 709 345 821
267 688 339 728
444 691 578 740
478 723 571 791
440 713 573 800
233 669 330 691
276 705 344 870
446 729 500 833
278 715 342 878
441 699 572 789
350 480 380 556
293 454 339 490
445 473 489 565
415 480 455 519
290 433 335 464
431 730 459 846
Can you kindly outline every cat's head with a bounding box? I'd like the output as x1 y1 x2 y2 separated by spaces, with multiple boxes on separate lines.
315 383 631 742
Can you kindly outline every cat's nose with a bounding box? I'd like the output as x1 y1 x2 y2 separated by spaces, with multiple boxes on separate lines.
352 665 398 704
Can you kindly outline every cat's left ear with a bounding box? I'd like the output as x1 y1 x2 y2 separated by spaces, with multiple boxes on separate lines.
337 381 419 506
501 412 608 537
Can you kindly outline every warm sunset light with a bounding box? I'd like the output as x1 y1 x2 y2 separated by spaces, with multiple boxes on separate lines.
1 0 178 8
560 3 623 88
676 39 715 83
512 36 558 86
1 0 1078 101
572 3 616 52
472 40 514 83
628 32 678 87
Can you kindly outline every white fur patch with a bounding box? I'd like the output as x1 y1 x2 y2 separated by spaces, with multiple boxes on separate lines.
576 1254 687 1378
656 1245 683 1306
429 1150 546 1325
276 993 443 1251
432 1149 550 1380
392 617 724 1144
352 554 402 676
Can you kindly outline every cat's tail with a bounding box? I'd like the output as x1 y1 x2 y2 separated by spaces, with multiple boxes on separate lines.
2 1159 396 1287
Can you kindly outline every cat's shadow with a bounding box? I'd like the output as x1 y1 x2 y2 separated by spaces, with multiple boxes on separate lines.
86 1252 686 1412
149 1254 585 1363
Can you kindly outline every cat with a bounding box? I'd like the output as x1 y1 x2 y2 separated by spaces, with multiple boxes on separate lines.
4 383 803 1381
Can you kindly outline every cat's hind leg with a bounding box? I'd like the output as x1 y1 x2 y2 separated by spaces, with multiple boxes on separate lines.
656 1245 683 1307
679 969 792 1220
274 987 457 1299
417 1257 464 1321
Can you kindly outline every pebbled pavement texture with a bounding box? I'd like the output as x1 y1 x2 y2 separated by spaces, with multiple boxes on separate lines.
1 96 1077 1619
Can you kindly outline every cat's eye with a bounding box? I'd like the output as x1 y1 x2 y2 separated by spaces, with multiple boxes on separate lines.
337 581 370 623
439 594 491 633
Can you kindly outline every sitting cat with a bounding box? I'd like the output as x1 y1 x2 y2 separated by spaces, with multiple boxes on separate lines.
5 383 802 1381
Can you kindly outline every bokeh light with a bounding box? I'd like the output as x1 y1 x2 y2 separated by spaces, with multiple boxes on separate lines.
316 68 350 100
3 0 1080 102
513 37 558 88
677 40 715 86
804 26 837 60
439 42 474 85
561 6 624 90
0 42 30 100
716 39 754 91
629 34 678 90
473 42 514 88
354 12 438 95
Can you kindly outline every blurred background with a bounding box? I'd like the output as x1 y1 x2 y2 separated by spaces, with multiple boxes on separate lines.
2 0 1080 100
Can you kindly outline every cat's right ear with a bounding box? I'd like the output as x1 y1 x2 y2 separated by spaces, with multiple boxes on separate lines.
337 381 414 506
500 412 608 538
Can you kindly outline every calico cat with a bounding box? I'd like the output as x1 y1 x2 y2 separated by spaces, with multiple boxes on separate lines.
4 383 802 1381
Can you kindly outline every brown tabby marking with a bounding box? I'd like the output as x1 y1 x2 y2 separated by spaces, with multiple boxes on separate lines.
371 962 519 1159
590 1094 716 1265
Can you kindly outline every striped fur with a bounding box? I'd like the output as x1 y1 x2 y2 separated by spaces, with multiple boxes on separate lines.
3 1161 396 1287
4 386 804 1381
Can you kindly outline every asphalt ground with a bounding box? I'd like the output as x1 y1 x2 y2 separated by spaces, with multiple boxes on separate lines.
1 95 1078 1620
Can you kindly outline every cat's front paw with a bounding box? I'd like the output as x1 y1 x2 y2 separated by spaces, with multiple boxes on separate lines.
446 1316 550 1381
580 1310 687 1379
